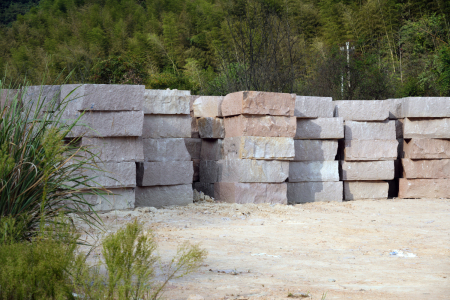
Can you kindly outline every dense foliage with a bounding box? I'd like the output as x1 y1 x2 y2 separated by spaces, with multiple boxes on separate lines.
0 0 449 98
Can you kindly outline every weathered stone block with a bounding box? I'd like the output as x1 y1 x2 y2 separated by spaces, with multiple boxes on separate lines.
193 96 223 117
293 140 338 161
343 181 388 200
137 161 193 186
340 161 395 181
0 89 20 107
83 188 135 211
399 178 450 198
135 185 193 207
295 118 344 139
81 137 144 162
294 96 334 118
86 162 136 188
344 120 396 140
403 118 450 139
343 140 398 161
142 115 191 138
402 158 450 179
24 85 61 112
223 137 294 160
184 138 202 159
289 161 339 182
221 91 295 116
143 89 190 114
200 139 223 161
214 182 287 204
143 138 191 162
402 97 450 118
193 182 215 198
334 100 389 121
225 115 296 137
198 117 225 138
403 138 450 159
287 182 343 203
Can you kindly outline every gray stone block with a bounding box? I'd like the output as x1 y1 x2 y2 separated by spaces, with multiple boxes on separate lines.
193 182 215 198
137 161 193 186
334 100 389 121
23 85 61 113
184 138 202 159
343 181 388 200
340 161 395 181
289 161 339 182
142 115 191 138
0 89 20 107
81 137 144 162
198 117 225 138
135 185 193 207
214 182 287 204
86 162 136 188
293 140 338 161
193 96 223 117
343 140 398 161
295 118 344 139
143 89 190 114
403 97 450 118
82 188 135 211
295 96 334 118
403 118 450 139
344 120 396 140
199 160 220 183
143 138 191 162
223 137 294 160
287 182 343 203
200 139 224 161
222 91 295 116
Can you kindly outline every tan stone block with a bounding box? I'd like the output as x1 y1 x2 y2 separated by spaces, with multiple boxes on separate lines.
200 139 224 161
198 117 225 138
295 118 344 139
403 139 450 159
399 178 450 198
193 96 223 117
223 137 294 160
143 138 191 161
86 162 136 188
404 118 450 139
214 182 287 204
293 140 338 161
143 89 190 114
199 160 221 183
224 115 296 137
340 161 394 181
343 140 398 161
287 182 343 203
81 137 144 162
135 184 193 207
295 96 334 118
82 188 135 211
344 120 396 140
221 91 295 116
137 161 193 186
184 138 202 159
289 161 339 182
343 181 388 200
403 97 450 118
334 100 389 121
402 158 450 179
142 115 191 138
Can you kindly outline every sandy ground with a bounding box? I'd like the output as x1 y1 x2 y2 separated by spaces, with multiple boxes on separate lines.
77 199 450 300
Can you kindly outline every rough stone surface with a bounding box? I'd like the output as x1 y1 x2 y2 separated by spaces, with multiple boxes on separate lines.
193 182 215 198
137 161 193 186
225 115 296 138
403 118 450 139
191 111 199 138
289 161 339 182
197 117 225 138
81 137 144 162
193 158 200 182
221 91 295 116
143 138 191 161
395 119 404 139
222 137 294 160
334 100 389 121
83 188 135 211
399 178 450 198
340 161 395 181
295 118 344 139
86 162 136 188
293 140 338 161
294 96 334 118
402 97 450 118
142 115 191 138
200 139 224 161
344 120 396 140
343 140 398 161
402 158 450 179
386 98 405 119
343 181 389 200
193 96 224 117
287 182 343 203
135 184 193 207
214 182 287 204
184 138 202 159
143 89 190 114
0 89 20 107
23 85 61 112
403 138 450 159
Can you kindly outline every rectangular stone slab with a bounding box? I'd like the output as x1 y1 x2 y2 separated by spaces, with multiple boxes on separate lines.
214 182 287 204
198 117 225 138
143 138 191 162
289 161 339 182
343 181 388 200
403 139 450 159
136 161 193 186
193 182 215 198
334 100 389 121
287 182 343 203
142 115 191 138
344 120 396 140
222 137 294 160
402 97 450 118
343 140 398 161
135 184 193 207
293 140 338 161
294 96 334 118
224 115 296 137
82 188 135 211
221 91 295 116
399 178 450 198
81 137 144 162
193 96 223 117
386 98 405 119
23 85 61 113
184 138 202 159
403 118 450 139
85 162 136 188
340 161 395 181
200 139 224 161
143 89 190 114
402 158 450 179
295 118 344 139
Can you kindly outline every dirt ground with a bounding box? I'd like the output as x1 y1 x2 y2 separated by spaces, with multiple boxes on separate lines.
77 198 450 300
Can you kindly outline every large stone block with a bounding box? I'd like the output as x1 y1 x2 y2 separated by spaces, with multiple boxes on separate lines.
294 96 334 118
23 85 61 113
289 161 339 182
343 181 388 200
83 188 135 211
386 98 405 119
184 138 202 159
200 139 224 161
402 97 450 118
136 161 193 186
223 137 294 160
81 137 144 162
293 140 338 161
340 161 395 181
343 140 398 161
214 182 287 204
193 96 223 117
221 91 295 117
86 162 136 188
403 118 450 139
193 182 215 198
143 89 190 114
403 138 450 159
143 138 191 162
142 115 191 138
344 120 396 140
135 184 193 207
197 117 225 138
399 178 450 198
287 182 343 203
0 89 20 107
334 100 389 121
224 115 296 137
295 118 344 139
402 158 450 179
191 111 199 138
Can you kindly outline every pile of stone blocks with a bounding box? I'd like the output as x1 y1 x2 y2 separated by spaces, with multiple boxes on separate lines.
287 97 344 203
335 100 397 200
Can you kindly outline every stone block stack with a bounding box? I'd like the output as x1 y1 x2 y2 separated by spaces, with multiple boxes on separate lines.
287 97 344 203
334 100 397 200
